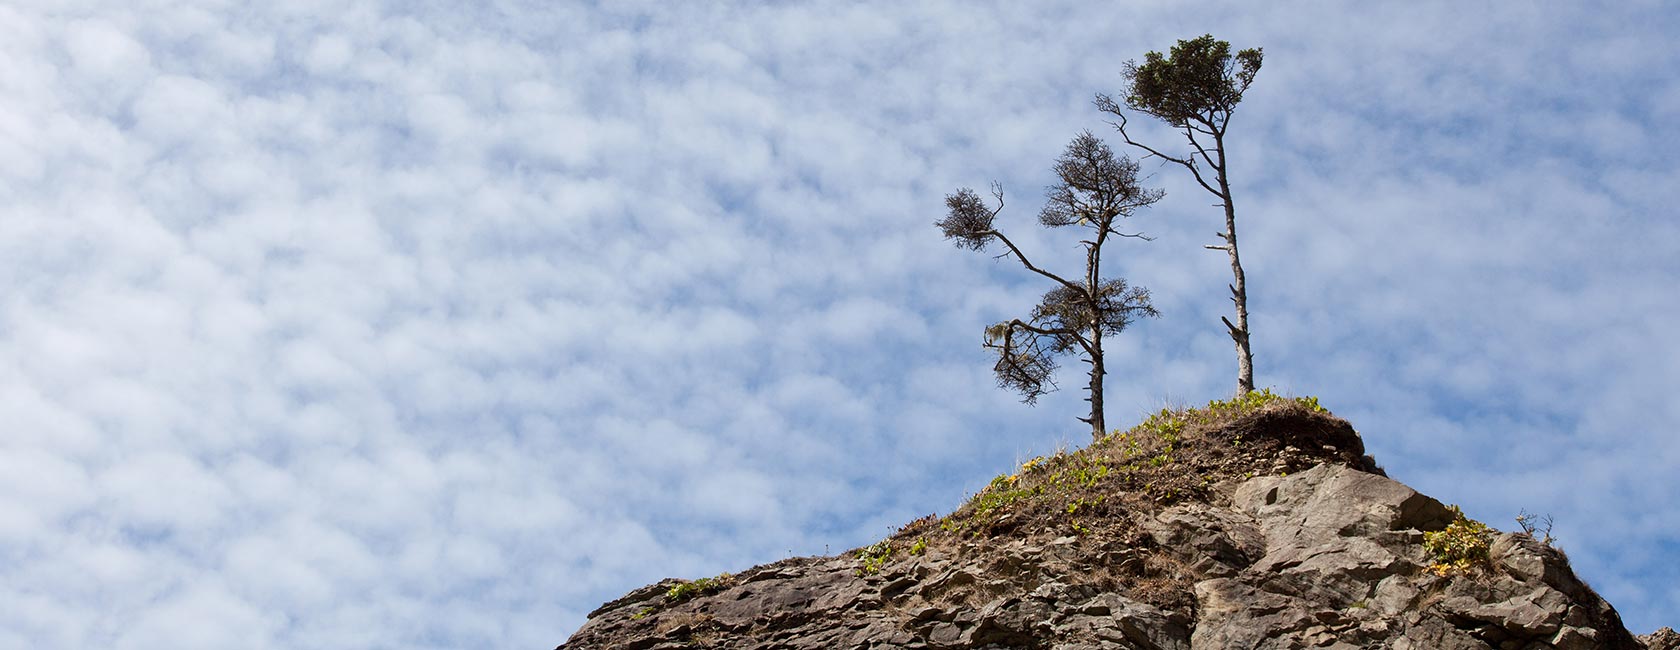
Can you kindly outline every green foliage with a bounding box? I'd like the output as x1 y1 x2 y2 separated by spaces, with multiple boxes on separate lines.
1123 34 1263 127
971 473 1037 517
1424 506 1493 576
665 572 736 603
1047 455 1111 489
1065 495 1103 515
856 541 893 576
908 537 929 556
631 607 653 620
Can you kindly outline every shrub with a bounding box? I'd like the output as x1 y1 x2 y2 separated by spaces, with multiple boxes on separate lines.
1515 509 1555 546
1424 505 1492 576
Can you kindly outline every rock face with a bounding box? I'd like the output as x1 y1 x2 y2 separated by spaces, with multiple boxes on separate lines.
558 407 1657 649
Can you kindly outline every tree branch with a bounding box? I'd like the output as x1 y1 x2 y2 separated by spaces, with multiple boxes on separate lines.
1107 112 1222 197
1220 315 1244 340
987 230 1085 294
1183 128 1223 174
992 318 1097 362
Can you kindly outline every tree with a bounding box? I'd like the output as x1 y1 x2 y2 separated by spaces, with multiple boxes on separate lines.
1096 34 1263 394
937 133 1161 440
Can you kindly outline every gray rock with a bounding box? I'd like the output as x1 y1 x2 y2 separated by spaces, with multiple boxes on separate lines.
1643 627 1680 649
558 462 1656 650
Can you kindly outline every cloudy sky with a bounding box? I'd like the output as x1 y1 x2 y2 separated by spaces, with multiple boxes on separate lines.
2 0 1676 646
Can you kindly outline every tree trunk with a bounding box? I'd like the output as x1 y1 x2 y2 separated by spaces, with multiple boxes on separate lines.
1088 322 1105 440
1215 133 1255 395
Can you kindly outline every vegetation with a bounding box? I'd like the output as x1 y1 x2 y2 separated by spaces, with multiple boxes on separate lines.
872 391 1367 610
665 572 736 603
1423 506 1493 576
1096 34 1265 394
856 540 893 576
910 390 1354 544
1516 509 1555 546
1130 389 1324 442
937 134 1162 440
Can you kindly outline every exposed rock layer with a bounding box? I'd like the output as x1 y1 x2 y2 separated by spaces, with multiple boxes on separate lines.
559 410 1656 649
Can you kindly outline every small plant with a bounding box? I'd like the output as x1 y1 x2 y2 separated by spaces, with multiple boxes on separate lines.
631 607 654 620
1424 505 1493 576
856 540 893 576
1065 495 1103 515
1515 509 1555 546
968 474 1037 516
908 537 929 556
665 572 736 603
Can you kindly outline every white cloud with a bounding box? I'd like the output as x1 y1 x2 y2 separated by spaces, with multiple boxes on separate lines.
0 1 1676 646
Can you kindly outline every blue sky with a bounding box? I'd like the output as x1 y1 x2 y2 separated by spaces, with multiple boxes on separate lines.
2 1 1677 646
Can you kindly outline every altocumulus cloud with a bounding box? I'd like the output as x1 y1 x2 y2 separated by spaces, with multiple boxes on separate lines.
0 1 1676 647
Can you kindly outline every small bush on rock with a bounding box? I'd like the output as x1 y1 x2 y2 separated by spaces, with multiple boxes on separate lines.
1424 505 1493 576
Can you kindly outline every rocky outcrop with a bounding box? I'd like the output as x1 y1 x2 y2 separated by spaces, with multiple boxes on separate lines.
1642 628 1680 650
558 406 1658 649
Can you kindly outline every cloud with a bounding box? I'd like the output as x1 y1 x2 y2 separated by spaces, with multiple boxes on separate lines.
0 1 1675 646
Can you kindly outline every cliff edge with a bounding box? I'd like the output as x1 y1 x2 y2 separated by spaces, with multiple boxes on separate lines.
559 396 1662 649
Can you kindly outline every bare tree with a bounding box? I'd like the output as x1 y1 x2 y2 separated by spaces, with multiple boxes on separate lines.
1096 34 1263 394
937 133 1161 440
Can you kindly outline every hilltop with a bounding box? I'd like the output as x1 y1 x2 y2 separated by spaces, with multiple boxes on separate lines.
558 393 1670 649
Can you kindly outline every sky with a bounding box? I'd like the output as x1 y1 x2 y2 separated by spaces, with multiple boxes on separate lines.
1 0 1677 647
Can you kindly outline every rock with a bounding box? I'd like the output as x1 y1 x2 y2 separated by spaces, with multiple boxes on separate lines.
1644 627 1680 650
557 409 1661 649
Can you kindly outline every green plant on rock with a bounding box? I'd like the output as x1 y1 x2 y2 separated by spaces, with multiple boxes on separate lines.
1048 456 1111 490
1065 495 1103 515
1424 505 1493 576
665 572 737 603
856 540 893 576
909 537 929 556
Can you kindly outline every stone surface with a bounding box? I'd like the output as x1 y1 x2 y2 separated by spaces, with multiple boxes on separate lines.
1644 627 1680 650
558 421 1661 649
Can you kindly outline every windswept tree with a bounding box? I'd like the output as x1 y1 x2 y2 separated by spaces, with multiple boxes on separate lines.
937 133 1161 440
1096 34 1263 394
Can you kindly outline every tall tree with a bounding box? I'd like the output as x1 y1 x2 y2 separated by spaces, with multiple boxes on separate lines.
1096 34 1263 394
937 133 1161 440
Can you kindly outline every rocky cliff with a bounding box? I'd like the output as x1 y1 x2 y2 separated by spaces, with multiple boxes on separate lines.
559 397 1667 649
